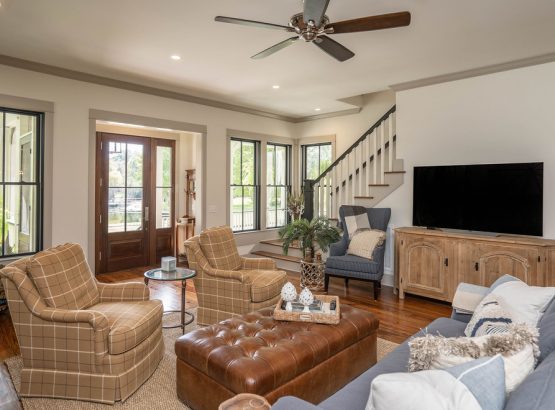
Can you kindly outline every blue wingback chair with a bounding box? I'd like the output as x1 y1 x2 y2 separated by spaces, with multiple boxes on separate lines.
325 206 391 299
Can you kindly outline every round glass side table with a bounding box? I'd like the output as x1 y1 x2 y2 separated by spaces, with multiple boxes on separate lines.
144 267 196 334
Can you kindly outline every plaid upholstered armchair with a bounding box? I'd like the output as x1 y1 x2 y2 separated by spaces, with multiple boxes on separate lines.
0 243 163 404
184 226 287 325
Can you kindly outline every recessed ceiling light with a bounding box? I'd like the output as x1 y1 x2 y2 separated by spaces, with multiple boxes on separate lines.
272 85 280 89
170 55 181 61
314 108 321 112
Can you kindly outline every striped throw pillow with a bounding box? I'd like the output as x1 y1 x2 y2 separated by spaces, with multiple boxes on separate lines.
465 294 513 337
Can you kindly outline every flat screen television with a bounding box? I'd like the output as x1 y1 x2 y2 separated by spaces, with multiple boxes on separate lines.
413 162 543 236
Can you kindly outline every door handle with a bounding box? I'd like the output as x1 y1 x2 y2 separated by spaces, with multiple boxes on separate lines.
144 207 149 221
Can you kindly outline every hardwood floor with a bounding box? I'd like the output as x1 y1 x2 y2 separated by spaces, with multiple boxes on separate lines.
0 266 451 408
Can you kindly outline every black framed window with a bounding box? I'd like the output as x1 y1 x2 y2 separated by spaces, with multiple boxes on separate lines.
0 107 43 257
266 143 291 228
230 138 260 232
301 142 332 182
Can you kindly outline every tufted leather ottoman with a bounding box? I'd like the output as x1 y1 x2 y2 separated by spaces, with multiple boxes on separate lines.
175 306 378 410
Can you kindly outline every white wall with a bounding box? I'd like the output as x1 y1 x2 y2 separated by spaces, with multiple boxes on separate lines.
0 64 294 261
379 61 555 239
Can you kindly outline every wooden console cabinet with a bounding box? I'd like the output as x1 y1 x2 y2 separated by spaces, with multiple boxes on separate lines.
395 227 555 302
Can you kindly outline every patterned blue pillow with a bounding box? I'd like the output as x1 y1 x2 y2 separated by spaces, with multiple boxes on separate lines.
465 294 513 337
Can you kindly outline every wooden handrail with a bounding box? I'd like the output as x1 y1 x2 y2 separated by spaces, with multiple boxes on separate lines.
313 105 396 185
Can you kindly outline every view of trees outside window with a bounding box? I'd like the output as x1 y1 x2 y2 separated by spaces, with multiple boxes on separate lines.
108 142 144 233
230 138 259 231
303 143 332 181
267 143 290 228
0 109 41 256
156 146 172 229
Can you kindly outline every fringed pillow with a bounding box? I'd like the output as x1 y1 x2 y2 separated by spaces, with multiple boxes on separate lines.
408 323 539 393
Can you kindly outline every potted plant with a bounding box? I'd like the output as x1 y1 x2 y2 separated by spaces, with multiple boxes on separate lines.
279 217 341 263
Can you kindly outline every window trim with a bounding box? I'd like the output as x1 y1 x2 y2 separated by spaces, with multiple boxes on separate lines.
229 137 260 233
0 106 44 258
301 142 332 183
266 142 291 229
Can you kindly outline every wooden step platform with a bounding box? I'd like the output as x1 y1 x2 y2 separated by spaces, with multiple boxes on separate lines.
251 250 301 263
259 240 300 249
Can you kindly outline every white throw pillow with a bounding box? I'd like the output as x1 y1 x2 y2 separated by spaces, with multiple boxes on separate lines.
491 280 555 327
347 229 385 260
465 293 513 337
366 356 506 410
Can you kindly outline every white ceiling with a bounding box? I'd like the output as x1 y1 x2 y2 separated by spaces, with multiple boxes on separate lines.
1 0 555 118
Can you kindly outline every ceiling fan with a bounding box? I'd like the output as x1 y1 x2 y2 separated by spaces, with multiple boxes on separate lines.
215 0 411 62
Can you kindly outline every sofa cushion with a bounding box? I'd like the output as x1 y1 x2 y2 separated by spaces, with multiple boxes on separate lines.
366 356 506 410
506 350 555 410
91 300 163 354
245 270 287 303
319 317 467 410
28 243 99 310
199 226 242 271
326 255 380 274
538 296 555 363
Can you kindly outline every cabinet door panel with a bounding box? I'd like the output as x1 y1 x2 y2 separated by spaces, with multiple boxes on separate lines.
401 236 449 300
459 242 541 287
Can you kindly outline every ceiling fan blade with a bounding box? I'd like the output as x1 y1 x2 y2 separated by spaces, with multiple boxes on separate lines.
326 12 411 34
215 16 294 32
251 37 299 59
314 35 354 62
303 0 331 26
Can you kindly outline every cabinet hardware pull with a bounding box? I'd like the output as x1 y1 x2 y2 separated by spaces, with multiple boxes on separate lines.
444 258 448 267
475 262 479 271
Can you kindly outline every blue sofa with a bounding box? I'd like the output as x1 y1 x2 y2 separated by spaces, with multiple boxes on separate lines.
272 285 555 410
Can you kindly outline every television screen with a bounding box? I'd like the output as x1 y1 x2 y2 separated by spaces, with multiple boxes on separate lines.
413 162 543 236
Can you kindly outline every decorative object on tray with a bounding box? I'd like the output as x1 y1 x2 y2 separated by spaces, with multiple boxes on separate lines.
161 256 177 272
274 293 341 325
299 287 315 313
280 282 297 312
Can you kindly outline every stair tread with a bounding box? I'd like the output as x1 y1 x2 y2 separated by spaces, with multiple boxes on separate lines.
354 196 375 199
368 184 390 186
259 240 300 249
384 170 406 174
251 250 301 263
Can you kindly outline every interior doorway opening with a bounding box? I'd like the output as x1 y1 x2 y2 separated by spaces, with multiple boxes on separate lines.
94 120 202 274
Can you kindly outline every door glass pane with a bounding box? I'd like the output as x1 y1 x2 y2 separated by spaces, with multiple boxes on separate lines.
230 140 241 185
306 146 320 179
126 188 143 231
108 142 126 186
5 113 37 183
231 187 243 231
108 187 125 233
276 145 287 185
156 188 171 229
127 143 143 187
156 146 172 187
242 141 255 185
266 144 275 185
320 144 332 174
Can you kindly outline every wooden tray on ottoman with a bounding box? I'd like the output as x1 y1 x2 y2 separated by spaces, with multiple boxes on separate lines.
273 295 340 325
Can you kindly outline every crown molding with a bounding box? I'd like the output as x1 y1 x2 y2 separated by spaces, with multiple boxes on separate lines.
0 54 363 124
390 52 555 92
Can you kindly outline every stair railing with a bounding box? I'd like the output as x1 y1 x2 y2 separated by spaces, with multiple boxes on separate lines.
303 105 396 221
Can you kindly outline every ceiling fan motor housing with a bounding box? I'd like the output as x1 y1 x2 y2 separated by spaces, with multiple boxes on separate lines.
290 13 333 42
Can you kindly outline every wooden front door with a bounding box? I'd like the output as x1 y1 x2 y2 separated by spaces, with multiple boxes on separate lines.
96 133 175 274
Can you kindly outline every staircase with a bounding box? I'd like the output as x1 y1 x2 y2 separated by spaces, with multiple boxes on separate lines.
251 106 404 271
305 105 404 220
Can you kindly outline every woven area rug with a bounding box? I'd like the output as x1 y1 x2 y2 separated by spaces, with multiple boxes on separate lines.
5 313 400 410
